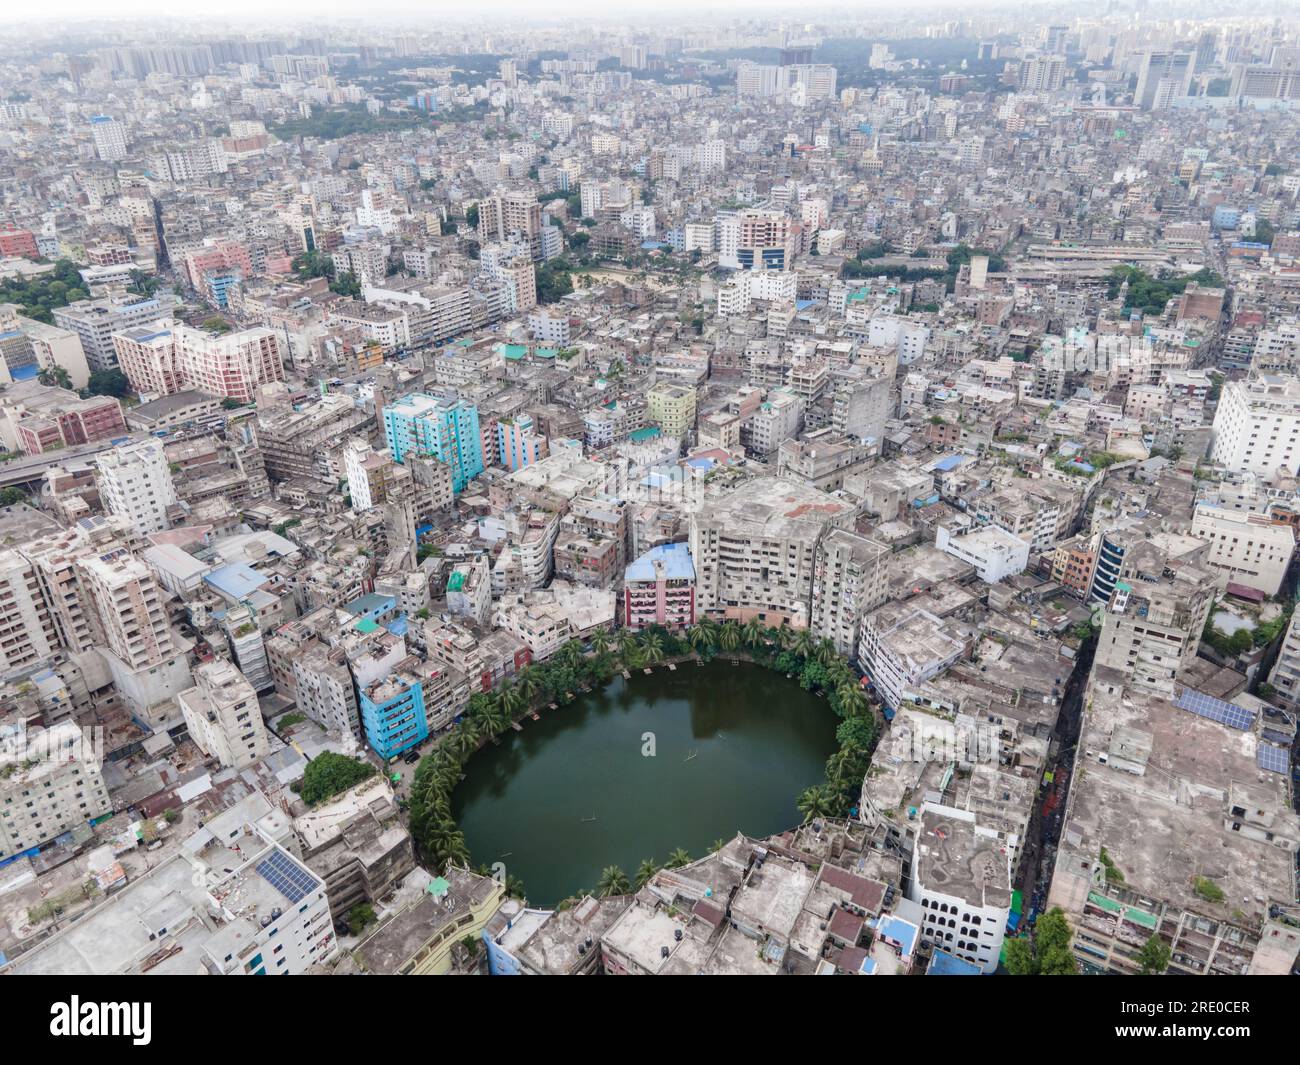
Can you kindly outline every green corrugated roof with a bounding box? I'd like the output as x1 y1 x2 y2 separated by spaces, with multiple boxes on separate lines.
1125 906 1158 929
1088 891 1123 914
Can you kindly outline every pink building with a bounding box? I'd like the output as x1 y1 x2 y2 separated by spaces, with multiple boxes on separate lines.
623 543 696 630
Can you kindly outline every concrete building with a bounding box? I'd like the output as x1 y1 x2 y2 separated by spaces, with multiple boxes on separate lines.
857 600 974 714
178 659 269 770
0 720 111 860
96 437 177 537
1191 503 1296 597
690 477 854 629
383 391 485 493
935 521 1031 584
1211 375 1300 478
811 530 889 658
1048 680 1300 975
624 542 696 630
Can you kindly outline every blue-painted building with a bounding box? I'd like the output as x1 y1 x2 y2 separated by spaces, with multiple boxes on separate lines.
383 391 485 493
359 673 429 759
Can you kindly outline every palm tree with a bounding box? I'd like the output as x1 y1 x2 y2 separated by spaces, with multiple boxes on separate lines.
741 618 766 649
616 629 639 664
516 667 540 702
666 847 691 869
505 874 527 899
497 682 524 719
687 623 715 653
791 628 816 660
718 620 741 652
709 838 726 853
597 865 631 897
815 638 838 665
560 640 584 669
447 724 480 760
634 858 659 889
591 628 612 658
837 683 869 719
639 630 665 664
796 784 839 824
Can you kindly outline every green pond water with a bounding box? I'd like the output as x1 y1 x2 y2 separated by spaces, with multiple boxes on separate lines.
452 659 838 906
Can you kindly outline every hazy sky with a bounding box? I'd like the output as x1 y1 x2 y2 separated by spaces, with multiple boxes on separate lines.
0 0 988 24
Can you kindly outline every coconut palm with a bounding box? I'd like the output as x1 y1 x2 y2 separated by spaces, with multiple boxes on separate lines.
666 847 691 869
616 629 640 664
791 627 816 660
505 874 527 900
639 630 665 664
497 682 524 719
796 784 839 824
718 620 741 652
741 618 766 649
687 623 715 653
447 724 481 760
560 640 585 669
837 683 869 719
591 628 612 658
634 858 660 890
597 865 631 897
815 638 839 665
516 667 540 702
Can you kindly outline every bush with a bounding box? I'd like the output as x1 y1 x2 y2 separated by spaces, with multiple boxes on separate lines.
299 752 376 806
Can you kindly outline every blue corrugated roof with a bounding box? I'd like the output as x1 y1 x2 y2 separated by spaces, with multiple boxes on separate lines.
625 542 695 583
934 454 964 472
203 562 265 601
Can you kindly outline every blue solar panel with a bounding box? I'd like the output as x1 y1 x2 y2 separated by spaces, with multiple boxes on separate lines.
256 850 316 904
1174 688 1255 731
1256 744 1289 775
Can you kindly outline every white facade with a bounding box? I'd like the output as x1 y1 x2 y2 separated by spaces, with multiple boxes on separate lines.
1211 375 1300 478
935 523 1031 584
1191 503 1297 596
96 438 178 537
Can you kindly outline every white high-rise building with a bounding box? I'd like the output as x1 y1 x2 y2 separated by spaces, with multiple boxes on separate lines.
90 115 128 161
178 659 269 770
96 437 177 537
1211 375 1300 477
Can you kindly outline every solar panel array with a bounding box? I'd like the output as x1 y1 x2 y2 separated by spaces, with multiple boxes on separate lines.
256 850 316 904
1256 744 1290 775
1174 688 1256 731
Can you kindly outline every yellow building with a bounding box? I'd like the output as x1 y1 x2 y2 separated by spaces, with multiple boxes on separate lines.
646 382 697 439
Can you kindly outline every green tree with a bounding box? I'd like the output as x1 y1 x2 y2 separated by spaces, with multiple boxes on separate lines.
299 752 377 805
666 847 691 869
1006 908 1078 975
85 369 130 398
347 902 377 935
1137 934 1171 974
597 865 630 897
0 487 28 507
634 858 659 889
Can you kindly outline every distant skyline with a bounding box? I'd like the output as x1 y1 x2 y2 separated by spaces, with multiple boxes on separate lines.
0 0 1166 26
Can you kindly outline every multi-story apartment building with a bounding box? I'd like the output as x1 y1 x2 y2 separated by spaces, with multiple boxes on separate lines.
645 382 696 439
1210 375 1300 477
1190 503 1297 597
53 295 167 373
810 530 889 658
690 477 854 629
0 720 111 861
384 391 485 493
95 437 177 537
623 542 696 630
178 659 269 770
113 322 285 402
